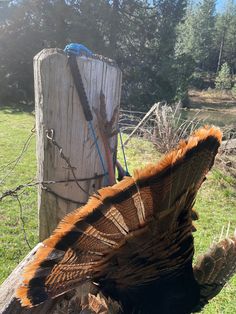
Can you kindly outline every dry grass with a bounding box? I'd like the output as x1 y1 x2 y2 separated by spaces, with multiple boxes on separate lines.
189 89 236 111
150 103 201 153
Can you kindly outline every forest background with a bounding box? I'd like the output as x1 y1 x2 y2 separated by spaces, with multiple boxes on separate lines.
0 0 236 111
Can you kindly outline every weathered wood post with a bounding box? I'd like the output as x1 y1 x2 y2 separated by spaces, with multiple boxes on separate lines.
0 48 122 313
34 48 122 241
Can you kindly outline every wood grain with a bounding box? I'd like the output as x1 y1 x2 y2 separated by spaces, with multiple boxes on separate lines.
34 48 122 241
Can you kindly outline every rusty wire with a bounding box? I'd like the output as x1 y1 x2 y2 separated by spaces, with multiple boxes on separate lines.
0 175 107 202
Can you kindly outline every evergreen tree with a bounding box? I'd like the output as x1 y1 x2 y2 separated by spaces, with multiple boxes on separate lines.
215 62 232 90
176 0 216 71
193 0 216 70
118 0 188 109
175 4 196 58
222 1 236 72
215 0 236 73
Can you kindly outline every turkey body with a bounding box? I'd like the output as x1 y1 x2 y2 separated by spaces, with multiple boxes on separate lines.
100 261 200 314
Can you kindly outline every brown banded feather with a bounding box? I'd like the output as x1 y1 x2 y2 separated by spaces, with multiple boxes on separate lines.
16 126 222 308
103 206 129 235
137 185 154 219
132 184 146 226
193 236 236 310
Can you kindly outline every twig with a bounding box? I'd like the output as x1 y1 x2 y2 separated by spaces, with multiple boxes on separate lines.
123 103 160 146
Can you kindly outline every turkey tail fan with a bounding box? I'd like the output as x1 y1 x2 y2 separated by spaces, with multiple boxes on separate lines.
193 233 236 312
16 126 222 308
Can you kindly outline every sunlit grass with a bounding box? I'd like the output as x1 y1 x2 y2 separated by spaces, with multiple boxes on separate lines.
0 109 37 282
194 169 236 313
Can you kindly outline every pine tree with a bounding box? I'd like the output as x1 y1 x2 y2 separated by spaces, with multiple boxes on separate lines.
0 0 76 103
118 0 188 109
215 0 236 73
194 0 216 70
176 0 216 71
215 62 232 90
223 1 236 73
175 4 196 57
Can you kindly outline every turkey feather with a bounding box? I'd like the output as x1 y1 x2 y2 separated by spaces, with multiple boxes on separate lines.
16 126 222 311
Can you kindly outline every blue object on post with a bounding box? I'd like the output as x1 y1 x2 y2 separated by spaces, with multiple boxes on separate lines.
64 43 93 57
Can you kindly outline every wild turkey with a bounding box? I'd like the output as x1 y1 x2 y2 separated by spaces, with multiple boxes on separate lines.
16 126 236 314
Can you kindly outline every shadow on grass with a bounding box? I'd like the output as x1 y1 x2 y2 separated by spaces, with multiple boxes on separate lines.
188 101 236 110
0 103 34 115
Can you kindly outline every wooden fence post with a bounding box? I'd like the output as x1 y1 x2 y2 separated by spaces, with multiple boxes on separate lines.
34 48 122 241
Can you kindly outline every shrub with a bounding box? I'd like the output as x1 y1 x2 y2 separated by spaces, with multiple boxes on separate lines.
232 83 236 97
189 72 205 89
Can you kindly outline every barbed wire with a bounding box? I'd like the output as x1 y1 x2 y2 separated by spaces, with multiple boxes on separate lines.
0 181 35 201
119 108 236 139
0 172 107 202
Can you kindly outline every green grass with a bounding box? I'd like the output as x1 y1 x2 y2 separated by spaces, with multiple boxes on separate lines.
193 169 236 313
0 108 38 282
0 109 235 313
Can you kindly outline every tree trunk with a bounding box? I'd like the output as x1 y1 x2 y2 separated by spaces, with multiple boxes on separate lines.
109 0 120 57
217 28 226 72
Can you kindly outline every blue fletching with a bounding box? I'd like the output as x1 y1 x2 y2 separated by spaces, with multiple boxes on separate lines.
64 43 93 57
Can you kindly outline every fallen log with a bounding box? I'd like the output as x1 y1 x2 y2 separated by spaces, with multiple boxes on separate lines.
0 243 91 313
0 244 58 313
